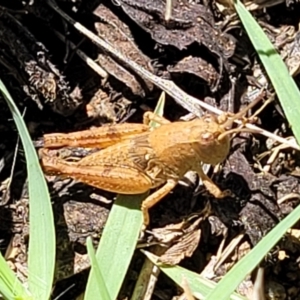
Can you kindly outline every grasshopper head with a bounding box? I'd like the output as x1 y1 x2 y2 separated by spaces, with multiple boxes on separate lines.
193 93 266 165
191 114 231 165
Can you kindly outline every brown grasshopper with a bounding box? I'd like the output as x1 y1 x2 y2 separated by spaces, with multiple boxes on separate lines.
40 96 263 226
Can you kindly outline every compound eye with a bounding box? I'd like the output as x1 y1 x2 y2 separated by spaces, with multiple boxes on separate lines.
201 131 213 141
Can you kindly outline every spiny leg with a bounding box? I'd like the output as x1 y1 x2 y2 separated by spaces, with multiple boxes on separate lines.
195 164 231 198
141 179 177 226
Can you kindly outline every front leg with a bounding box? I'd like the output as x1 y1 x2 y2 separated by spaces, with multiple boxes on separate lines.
195 165 231 198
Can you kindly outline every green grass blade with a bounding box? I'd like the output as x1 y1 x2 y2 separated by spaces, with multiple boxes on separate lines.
233 0 300 144
84 194 146 300
149 92 166 128
85 95 165 300
0 253 31 300
86 237 111 300
206 203 300 299
0 80 55 300
152 91 166 118
142 251 246 300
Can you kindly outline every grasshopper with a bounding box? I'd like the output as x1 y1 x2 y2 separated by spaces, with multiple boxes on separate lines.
40 96 263 226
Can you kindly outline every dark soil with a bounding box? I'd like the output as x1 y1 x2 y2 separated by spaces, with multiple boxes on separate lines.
1 0 300 299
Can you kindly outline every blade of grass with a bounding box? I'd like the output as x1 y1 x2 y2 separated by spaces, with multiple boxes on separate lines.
0 80 55 300
206 202 300 299
85 95 165 300
233 0 300 144
142 250 246 300
0 253 31 300
84 193 147 300
86 237 111 300
149 92 166 128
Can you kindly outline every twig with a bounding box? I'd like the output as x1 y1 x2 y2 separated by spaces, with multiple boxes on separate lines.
277 193 300 205
262 140 292 173
214 232 245 272
165 0 174 21
252 267 266 300
131 245 166 300
181 276 195 300
53 29 108 79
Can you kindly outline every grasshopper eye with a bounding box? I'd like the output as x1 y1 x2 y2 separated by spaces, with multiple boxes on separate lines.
201 132 213 141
